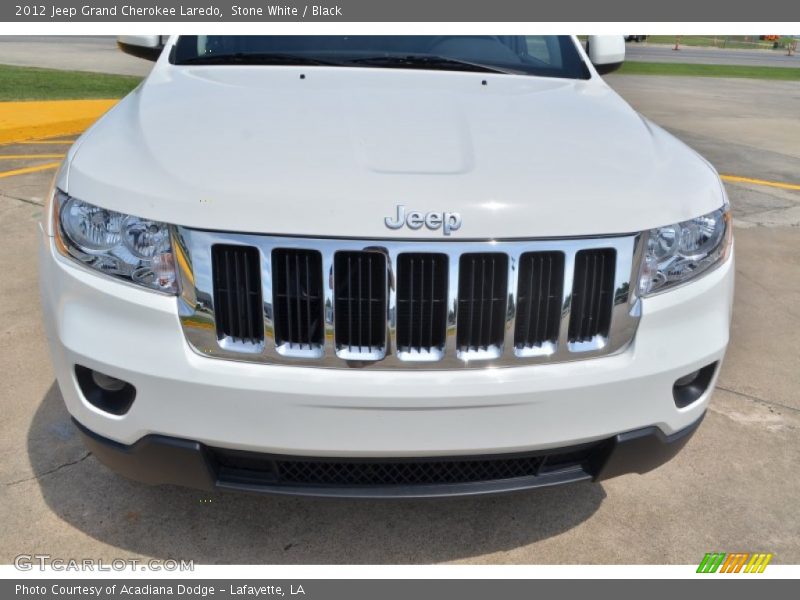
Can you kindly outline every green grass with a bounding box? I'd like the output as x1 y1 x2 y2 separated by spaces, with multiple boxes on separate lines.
0 64 143 101
644 35 785 50
616 61 800 81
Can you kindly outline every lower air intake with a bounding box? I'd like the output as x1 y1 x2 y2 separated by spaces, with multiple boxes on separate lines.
211 442 608 489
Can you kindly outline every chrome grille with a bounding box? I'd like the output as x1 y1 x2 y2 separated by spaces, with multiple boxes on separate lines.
175 229 643 370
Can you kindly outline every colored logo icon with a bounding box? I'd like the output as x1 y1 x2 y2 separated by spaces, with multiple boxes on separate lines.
697 552 773 573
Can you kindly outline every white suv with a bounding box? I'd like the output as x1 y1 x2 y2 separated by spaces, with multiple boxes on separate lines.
39 35 733 497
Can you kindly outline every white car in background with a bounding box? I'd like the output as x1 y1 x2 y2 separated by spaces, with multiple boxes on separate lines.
39 35 733 497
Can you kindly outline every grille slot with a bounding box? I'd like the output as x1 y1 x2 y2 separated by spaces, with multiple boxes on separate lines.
456 253 509 357
271 249 324 355
514 251 565 354
568 248 616 345
334 251 388 359
211 244 264 345
396 253 449 358
211 442 607 489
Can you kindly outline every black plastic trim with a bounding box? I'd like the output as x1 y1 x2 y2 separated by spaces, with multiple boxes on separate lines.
117 41 162 62
74 419 216 490
595 411 706 481
73 412 706 498
594 61 623 75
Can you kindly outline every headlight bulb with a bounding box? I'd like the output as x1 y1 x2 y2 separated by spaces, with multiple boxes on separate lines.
60 197 124 251
122 216 171 259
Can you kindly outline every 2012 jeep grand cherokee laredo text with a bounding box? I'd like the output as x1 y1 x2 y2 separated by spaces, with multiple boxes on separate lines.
38 35 734 497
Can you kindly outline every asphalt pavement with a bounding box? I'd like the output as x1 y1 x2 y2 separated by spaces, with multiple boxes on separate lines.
626 43 800 67
0 35 153 76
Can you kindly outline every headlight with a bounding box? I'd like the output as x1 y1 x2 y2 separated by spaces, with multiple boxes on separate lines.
638 204 732 296
54 190 178 294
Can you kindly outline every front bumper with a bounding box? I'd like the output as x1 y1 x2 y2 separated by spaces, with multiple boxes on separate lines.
74 413 705 498
39 225 733 476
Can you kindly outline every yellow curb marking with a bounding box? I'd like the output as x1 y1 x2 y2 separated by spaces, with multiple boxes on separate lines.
0 162 60 179
721 174 800 192
0 98 117 144
0 154 65 159
13 140 76 145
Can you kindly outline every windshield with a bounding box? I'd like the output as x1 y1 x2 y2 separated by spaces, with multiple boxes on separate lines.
172 36 590 79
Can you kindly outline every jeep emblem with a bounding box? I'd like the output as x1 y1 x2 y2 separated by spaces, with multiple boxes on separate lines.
384 205 462 236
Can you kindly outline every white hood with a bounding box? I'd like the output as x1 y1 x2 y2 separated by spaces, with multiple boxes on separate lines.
65 63 725 239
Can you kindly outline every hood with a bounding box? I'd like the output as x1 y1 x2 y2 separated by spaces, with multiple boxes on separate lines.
66 65 725 239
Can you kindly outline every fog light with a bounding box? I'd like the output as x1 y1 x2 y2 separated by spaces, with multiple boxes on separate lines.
75 365 136 415
91 371 128 392
674 370 700 387
673 362 718 408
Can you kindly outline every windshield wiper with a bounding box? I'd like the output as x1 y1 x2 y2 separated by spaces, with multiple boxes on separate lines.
176 52 345 66
176 51 524 74
347 54 521 75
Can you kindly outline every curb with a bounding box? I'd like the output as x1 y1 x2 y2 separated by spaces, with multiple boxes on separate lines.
0 99 118 144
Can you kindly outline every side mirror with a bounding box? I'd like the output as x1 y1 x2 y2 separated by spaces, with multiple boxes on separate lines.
117 36 165 62
585 35 625 75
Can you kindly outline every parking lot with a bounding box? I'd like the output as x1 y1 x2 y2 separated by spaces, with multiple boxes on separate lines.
1 74 799 565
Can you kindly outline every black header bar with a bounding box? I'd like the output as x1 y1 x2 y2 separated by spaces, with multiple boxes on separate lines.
2 0 799 22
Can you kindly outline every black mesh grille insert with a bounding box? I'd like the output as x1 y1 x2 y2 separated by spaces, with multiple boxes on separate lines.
514 251 565 350
211 244 264 344
334 251 387 353
396 253 449 354
568 248 616 343
272 249 324 350
456 253 509 352
211 443 607 489
277 457 543 486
